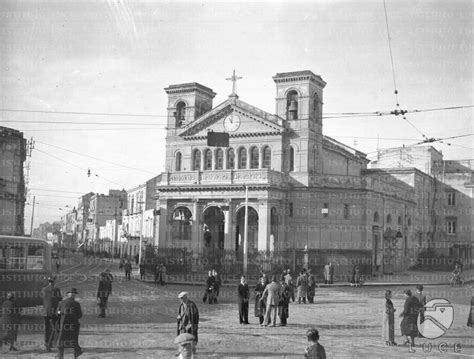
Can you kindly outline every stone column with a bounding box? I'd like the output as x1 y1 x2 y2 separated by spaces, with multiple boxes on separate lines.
223 202 233 250
192 200 201 272
258 200 270 251
223 149 228 169
158 199 168 249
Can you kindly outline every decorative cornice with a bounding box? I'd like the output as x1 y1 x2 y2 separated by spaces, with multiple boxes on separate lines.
273 70 327 88
158 184 280 192
164 82 216 98
183 131 283 141
180 106 232 136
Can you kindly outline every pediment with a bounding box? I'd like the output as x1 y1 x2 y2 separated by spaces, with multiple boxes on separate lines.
179 97 285 138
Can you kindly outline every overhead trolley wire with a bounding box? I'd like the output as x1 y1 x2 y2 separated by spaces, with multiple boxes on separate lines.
36 140 157 175
382 0 431 141
0 108 164 118
34 148 126 188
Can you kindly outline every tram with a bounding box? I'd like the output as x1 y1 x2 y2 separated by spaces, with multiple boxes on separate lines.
0 235 52 307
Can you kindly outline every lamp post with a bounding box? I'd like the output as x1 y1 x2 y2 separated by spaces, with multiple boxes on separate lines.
243 185 249 276
138 201 145 267
303 244 309 270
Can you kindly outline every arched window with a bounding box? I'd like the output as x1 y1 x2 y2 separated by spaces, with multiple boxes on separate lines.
313 93 320 122
262 146 271 169
192 149 201 171
289 146 295 172
175 152 182 172
407 218 412 227
227 148 235 169
373 212 379 223
175 101 186 127
171 207 192 241
386 214 392 224
238 147 247 169
250 146 259 169
204 149 212 170
215 149 224 170
398 216 402 225
286 90 298 120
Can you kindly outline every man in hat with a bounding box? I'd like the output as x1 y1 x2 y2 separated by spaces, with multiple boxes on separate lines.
41 277 63 351
97 272 112 318
57 288 82 359
0 292 21 352
177 292 199 349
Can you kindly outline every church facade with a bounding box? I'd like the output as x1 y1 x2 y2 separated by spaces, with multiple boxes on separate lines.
156 71 418 277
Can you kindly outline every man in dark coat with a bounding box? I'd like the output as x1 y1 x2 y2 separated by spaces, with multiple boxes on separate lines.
278 279 291 326
139 262 145 280
307 269 316 304
57 288 82 358
284 269 295 302
177 292 199 349
41 277 63 351
203 271 216 304
97 272 112 318
237 275 250 324
400 289 422 353
124 260 132 280
0 292 20 351
468 295 473 327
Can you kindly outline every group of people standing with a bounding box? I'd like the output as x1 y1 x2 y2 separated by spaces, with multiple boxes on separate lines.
251 274 291 326
38 278 83 358
282 268 317 304
203 269 221 304
119 258 133 280
382 284 427 352
154 263 167 286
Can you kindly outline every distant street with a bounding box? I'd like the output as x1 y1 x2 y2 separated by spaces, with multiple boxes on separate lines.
3 253 473 358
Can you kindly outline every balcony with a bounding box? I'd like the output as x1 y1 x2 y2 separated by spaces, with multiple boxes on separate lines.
160 169 286 187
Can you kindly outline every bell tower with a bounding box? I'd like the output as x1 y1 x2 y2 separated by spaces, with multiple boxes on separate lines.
164 82 216 136
273 71 326 179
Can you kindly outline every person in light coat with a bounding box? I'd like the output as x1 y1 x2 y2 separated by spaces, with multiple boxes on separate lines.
262 275 281 327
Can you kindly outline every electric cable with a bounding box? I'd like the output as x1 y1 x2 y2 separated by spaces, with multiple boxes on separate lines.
36 140 157 175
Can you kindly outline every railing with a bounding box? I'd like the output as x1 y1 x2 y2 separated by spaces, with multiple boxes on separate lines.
160 169 285 187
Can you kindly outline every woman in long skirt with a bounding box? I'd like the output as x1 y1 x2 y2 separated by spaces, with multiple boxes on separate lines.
400 289 422 352
382 290 397 346
254 276 266 324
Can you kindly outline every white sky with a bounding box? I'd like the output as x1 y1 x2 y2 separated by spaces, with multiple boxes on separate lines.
0 0 472 231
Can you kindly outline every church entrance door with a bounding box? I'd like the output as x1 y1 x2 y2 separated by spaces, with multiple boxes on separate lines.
203 206 225 268
235 206 259 267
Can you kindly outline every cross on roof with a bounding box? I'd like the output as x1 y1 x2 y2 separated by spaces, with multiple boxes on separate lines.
226 70 242 95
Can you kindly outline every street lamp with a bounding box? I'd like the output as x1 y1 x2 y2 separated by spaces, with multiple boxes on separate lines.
243 185 249 276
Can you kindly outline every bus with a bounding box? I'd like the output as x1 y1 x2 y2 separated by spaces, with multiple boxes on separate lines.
0 235 52 307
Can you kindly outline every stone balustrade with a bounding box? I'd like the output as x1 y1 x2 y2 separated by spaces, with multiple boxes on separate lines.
160 169 285 187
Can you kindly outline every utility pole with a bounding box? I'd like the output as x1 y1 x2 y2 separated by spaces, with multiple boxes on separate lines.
138 201 145 268
243 186 248 276
30 196 35 236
